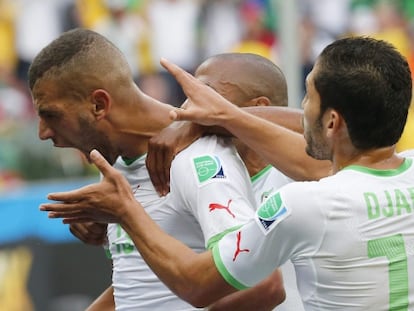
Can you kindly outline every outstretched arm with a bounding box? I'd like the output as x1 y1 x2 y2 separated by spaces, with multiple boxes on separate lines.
160 58 332 181
40 150 238 308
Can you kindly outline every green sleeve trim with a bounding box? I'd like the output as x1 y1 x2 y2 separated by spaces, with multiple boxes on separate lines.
250 165 273 183
206 225 243 249
212 243 249 290
342 158 412 176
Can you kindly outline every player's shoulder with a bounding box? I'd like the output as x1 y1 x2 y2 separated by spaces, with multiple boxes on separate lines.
183 135 234 154
278 179 320 197
173 135 237 165
276 175 340 204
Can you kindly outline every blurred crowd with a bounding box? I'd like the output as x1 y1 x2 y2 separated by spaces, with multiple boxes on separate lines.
1 0 414 190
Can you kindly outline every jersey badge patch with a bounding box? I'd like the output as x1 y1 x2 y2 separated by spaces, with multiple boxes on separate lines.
256 192 290 234
193 155 226 184
260 187 274 203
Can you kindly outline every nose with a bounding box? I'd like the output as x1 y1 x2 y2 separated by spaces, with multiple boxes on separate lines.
38 119 54 140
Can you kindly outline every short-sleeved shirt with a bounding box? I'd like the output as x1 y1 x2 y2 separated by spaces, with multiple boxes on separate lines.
251 165 304 311
251 164 293 205
214 158 414 310
107 135 256 310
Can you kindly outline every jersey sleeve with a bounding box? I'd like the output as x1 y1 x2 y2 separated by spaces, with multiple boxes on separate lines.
170 136 256 249
212 182 326 289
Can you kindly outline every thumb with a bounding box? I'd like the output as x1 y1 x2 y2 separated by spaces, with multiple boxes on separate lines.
90 149 114 176
169 107 192 121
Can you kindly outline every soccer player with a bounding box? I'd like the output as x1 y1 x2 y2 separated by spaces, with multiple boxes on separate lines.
147 52 306 311
41 36 414 310
29 28 287 310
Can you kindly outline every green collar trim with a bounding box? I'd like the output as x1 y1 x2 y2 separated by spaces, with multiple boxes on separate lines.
342 158 412 176
250 165 273 182
121 153 146 166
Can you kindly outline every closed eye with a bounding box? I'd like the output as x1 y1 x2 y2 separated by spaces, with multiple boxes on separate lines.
38 109 62 120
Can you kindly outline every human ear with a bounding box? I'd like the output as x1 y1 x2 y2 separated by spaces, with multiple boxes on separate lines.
325 109 342 137
250 96 271 107
91 89 111 119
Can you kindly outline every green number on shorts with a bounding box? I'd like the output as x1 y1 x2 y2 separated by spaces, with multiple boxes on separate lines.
368 234 408 310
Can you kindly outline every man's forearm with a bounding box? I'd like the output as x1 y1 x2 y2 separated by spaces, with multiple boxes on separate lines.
119 198 236 307
212 106 331 181
243 106 304 133
208 269 285 311
202 106 330 180
204 106 303 136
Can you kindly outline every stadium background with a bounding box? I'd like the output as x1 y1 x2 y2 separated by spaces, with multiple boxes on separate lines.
1 0 414 310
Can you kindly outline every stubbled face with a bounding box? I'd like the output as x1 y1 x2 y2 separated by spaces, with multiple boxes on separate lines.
32 79 118 164
301 66 331 160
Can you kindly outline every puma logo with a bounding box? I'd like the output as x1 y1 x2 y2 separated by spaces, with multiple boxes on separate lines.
233 231 249 261
209 199 235 218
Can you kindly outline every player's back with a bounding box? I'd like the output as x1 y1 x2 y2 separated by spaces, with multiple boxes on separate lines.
214 157 414 310
283 158 414 310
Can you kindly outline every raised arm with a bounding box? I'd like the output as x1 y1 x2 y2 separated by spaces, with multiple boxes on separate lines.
160 59 332 181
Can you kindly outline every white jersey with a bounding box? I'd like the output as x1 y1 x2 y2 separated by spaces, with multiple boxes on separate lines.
214 158 414 310
399 149 414 158
251 164 292 205
251 165 304 311
107 135 256 310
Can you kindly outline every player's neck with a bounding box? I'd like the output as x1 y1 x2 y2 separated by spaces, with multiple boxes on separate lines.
333 145 402 172
115 94 173 134
114 98 173 158
237 145 268 177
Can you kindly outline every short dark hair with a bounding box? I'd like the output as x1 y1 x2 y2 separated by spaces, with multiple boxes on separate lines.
28 28 132 98
205 53 288 106
314 36 412 149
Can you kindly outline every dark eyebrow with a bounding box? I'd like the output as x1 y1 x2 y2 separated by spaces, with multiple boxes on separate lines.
37 107 62 118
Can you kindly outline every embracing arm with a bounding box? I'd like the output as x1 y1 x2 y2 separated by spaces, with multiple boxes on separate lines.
121 201 237 307
41 150 238 308
147 104 325 195
208 269 285 311
242 106 304 134
212 108 330 181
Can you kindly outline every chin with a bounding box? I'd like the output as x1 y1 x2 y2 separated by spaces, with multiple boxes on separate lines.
100 152 117 166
